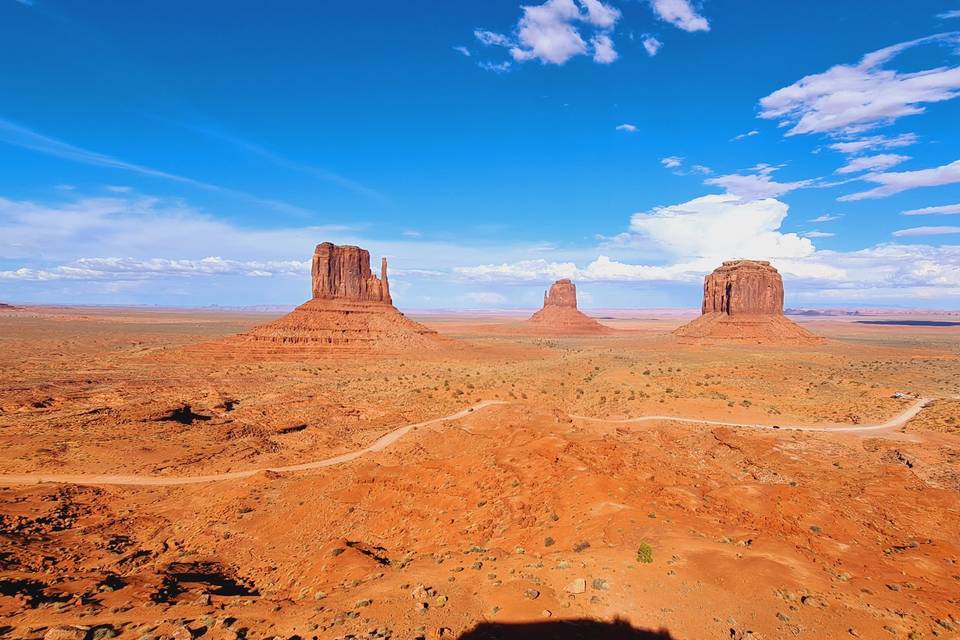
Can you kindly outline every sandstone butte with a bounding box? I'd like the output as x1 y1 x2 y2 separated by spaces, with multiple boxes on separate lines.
524 279 612 335
674 260 822 344
245 242 440 350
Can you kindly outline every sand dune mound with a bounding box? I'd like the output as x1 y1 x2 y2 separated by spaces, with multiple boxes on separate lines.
243 242 443 351
524 279 612 336
674 260 822 344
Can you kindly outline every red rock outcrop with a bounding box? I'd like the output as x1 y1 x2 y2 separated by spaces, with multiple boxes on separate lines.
524 279 612 335
244 243 440 350
311 243 391 304
675 260 821 344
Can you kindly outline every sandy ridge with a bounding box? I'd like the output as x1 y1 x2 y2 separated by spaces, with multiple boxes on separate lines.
0 398 928 487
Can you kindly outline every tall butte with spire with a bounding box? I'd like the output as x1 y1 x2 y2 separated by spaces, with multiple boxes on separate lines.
674 260 821 344
245 242 440 350
523 279 612 335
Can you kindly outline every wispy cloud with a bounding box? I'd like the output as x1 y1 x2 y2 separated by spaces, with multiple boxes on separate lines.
809 213 840 222
892 225 960 237
705 163 815 200
938 10 960 19
453 45 471 57
732 130 759 141
835 153 910 174
616 123 638 132
178 123 388 203
660 156 683 168
838 159 960 200
0 117 311 216
802 230 835 238
828 133 918 154
478 60 512 73
759 33 960 136
902 203 960 215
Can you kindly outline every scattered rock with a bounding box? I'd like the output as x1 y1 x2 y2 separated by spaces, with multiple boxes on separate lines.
566 578 586 594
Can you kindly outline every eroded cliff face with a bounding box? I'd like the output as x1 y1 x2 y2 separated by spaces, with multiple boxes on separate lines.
246 242 440 350
701 260 783 316
675 260 821 344
526 279 611 335
311 243 391 304
543 279 578 309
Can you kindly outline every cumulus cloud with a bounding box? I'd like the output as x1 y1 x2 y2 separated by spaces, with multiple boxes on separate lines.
838 159 960 200
642 36 662 56
616 123 638 132
892 225 960 237
902 203 960 215
474 0 621 66
759 33 960 136
705 164 816 200
835 153 910 174
648 0 709 32
591 33 618 63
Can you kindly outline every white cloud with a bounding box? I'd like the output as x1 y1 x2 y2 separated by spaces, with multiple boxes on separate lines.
732 130 759 141
648 0 709 32
838 159 960 200
474 30 514 47
938 10 960 19
476 0 621 66
453 45 471 57
478 60 513 73
629 194 817 260
892 226 960 237
615 123 638 132
802 230 835 238
810 214 841 222
828 133 917 154
705 164 815 200
0 117 312 216
642 36 662 56
591 33 618 63
461 291 509 305
835 153 910 174
689 164 712 175
0 257 309 282
902 203 960 215
759 33 960 136
660 156 683 168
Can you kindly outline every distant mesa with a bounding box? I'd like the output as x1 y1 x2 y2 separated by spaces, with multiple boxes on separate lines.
245 242 441 350
524 279 613 335
674 260 822 344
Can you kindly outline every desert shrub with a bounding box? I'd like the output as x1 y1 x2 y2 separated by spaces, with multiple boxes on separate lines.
636 543 653 564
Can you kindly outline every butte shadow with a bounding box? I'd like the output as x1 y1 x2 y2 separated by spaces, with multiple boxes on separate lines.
673 260 822 345
457 619 674 639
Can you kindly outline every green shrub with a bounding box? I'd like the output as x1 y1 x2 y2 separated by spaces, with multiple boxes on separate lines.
636 542 653 564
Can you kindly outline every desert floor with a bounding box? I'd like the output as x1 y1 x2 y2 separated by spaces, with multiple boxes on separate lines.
1 306 959 639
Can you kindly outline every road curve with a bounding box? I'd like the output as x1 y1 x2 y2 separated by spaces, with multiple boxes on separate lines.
0 400 508 488
573 397 929 433
0 398 929 487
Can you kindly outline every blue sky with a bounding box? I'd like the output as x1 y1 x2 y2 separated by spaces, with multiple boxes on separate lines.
2 0 960 309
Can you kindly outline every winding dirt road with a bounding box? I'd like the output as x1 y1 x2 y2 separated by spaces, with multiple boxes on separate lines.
0 398 928 487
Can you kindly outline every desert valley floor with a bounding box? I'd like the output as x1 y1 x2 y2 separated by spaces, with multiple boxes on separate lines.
1 306 959 640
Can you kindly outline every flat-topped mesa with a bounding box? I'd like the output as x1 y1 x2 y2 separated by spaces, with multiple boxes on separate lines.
543 278 578 309
702 260 783 316
311 242 391 304
675 260 821 344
